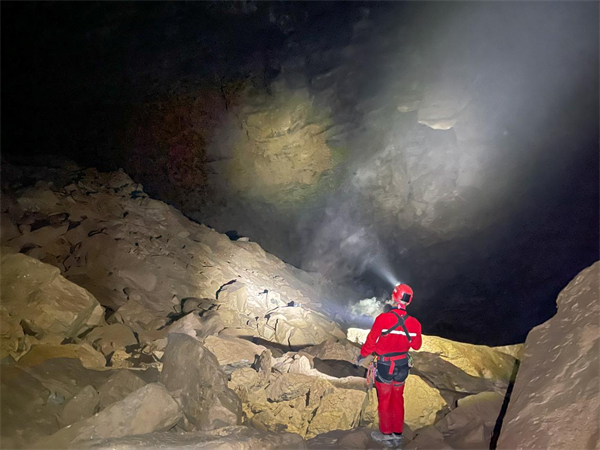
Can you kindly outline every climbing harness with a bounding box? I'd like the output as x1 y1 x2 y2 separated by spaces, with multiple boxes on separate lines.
366 360 377 389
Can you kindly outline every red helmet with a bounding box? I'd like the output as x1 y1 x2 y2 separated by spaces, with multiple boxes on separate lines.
392 283 413 306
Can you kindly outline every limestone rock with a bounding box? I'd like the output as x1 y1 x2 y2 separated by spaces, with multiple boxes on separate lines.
166 312 205 339
58 385 99 428
303 339 361 364
265 373 334 404
97 370 148 410
0 253 105 342
306 388 367 438
204 335 266 367
35 383 181 449
78 425 306 450
405 426 452 450
417 335 517 382
497 262 600 450
254 349 272 383
359 388 379 428
1 365 61 448
404 375 448 430
17 343 107 370
86 324 138 357
160 333 242 431
216 281 248 313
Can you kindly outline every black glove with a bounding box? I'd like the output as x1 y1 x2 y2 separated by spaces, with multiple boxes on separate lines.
356 355 366 367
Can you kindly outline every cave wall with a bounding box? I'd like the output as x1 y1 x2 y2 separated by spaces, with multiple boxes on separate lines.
2 1 598 344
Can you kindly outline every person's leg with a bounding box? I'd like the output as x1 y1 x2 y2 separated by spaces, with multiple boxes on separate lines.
375 380 394 435
391 383 406 434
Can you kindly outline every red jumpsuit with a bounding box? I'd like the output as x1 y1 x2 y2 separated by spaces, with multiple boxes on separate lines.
360 308 422 435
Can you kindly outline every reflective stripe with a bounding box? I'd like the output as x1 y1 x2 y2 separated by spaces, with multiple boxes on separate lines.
381 329 417 337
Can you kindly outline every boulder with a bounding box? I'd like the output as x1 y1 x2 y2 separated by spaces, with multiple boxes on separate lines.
405 426 452 450
35 383 181 449
1 365 61 448
86 324 138 357
216 281 248 313
497 262 600 450
204 335 266 367
417 335 517 382
160 333 242 431
58 385 99 428
303 339 361 364
17 343 107 370
77 425 306 450
265 373 334 404
404 375 448 431
306 389 367 438
0 253 105 342
97 370 148 410
166 313 205 339
254 349 272 383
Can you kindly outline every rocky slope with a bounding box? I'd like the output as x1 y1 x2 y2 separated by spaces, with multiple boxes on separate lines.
497 261 600 450
1 161 524 449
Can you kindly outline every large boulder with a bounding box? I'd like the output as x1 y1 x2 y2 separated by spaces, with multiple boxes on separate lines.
303 339 361 364
97 370 148 410
77 425 306 450
497 262 600 450
204 335 266 367
404 375 448 431
305 389 367 438
85 324 138 357
160 333 242 431
0 253 105 356
36 383 181 449
57 385 99 428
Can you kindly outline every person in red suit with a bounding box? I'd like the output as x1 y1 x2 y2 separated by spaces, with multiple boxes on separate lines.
357 284 422 446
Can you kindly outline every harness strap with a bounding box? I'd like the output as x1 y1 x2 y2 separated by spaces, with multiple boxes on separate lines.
390 310 413 344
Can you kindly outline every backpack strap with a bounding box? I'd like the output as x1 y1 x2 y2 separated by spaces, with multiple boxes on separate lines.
383 310 412 343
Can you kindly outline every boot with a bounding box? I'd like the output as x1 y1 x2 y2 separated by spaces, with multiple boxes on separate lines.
371 430 397 442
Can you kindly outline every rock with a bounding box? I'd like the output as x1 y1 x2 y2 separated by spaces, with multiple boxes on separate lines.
16 187 60 213
303 339 361 364
181 297 215 314
306 388 367 438
411 351 506 395
160 333 242 431
58 385 99 428
35 383 181 449
17 343 107 370
497 262 600 450
417 335 517 382
254 349 272 383
216 281 248 313
97 370 148 410
86 324 138 357
228 368 261 402
265 373 334 404
77 425 306 450
405 426 453 450
404 375 448 431
204 335 266 367
1 365 61 447
359 389 379 428
166 312 204 339
0 253 105 343
307 428 373 449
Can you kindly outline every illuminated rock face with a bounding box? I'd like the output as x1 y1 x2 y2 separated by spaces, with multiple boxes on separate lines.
497 262 600 450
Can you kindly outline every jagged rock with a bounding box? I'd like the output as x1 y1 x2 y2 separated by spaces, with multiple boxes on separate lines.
204 335 266 367
303 339 361 364
411 351 507 395
497 262 600 450
160 333 242 431
405 426 452 450
15 187 60 213
254 349 272 383
417 335 517 382
262 307 346 348
58 385 99 428
306 388 367 438
112 299 168 332
404 375 448 431
78 425 306 450
166 312 205 339
181 297 215 314
1 365 61 448
228 368 261 402
265 373 334 404
216 282 248 313
359 389 379 428
97 370 148 411
0 253 105 346
35 383 182 449
86 324 138 357
273 353 314 375
306 428 374 449
17 343 107 370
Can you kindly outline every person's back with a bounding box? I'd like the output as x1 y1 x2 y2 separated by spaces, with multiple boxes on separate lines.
357 284 422 447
